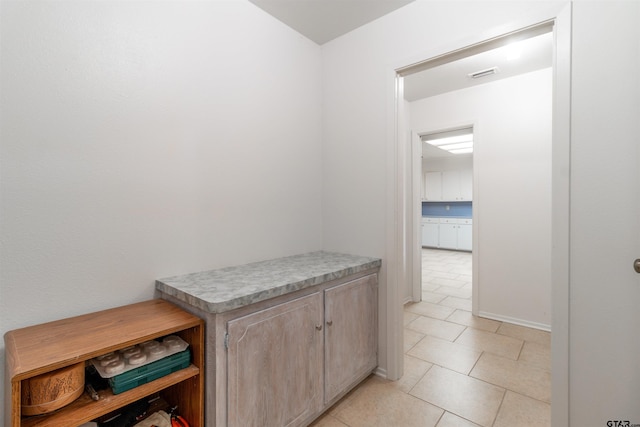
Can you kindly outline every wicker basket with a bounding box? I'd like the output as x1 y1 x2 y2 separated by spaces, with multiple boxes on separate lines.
21 362 85 416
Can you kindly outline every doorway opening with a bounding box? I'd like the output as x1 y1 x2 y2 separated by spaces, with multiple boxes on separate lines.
401 20 554 321
387 11 571 425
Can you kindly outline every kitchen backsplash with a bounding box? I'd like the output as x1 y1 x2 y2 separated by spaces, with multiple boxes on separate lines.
422 201 472 218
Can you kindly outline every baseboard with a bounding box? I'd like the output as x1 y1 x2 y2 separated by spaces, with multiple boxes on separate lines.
403 296 416 305
373 366 387 379
478 311 551 332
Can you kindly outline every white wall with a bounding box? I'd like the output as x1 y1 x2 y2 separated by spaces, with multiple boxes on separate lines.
569 2 640 424
0 0 322 412
411 69 552 329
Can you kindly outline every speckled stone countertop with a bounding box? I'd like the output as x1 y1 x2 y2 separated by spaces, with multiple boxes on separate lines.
156 251 381 314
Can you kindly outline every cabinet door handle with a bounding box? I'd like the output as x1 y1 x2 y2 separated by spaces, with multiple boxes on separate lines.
315 324 323 331
634 259 640 274
326 320 333 326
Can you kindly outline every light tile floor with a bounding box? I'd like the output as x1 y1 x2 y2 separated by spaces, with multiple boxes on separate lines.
311 248 551 427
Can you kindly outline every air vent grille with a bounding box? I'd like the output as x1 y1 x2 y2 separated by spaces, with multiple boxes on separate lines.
468 67 499 79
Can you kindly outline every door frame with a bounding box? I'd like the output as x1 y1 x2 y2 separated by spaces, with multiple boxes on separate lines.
384 6 571 426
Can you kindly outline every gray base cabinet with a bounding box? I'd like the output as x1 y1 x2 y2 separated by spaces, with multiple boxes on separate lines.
324 274 378 403
160 270 378 427
227 293 324 427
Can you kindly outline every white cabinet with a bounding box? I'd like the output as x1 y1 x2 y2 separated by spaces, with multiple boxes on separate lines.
424 169 472 201
459 169 473 200
457 219 473 251
441 171 461 201
438 218 458 249
424 172 442 200
421 218 472 251
442 170 472 201
421 218 439 247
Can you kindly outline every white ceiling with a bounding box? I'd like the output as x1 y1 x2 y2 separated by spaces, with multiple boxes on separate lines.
249 0 415 45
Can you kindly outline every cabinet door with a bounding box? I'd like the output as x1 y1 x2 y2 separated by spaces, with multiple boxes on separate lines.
227 293 323 427
422 222 439 247
439 223 458 249
441 171 461 200
459 169 473 201
324 274 377 403
424 172 442 200
457 224 473 251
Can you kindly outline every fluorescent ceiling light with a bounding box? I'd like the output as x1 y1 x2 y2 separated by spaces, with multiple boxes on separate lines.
437 141 473 151
422 127 474 155
448 147 474 154
426 134 473 146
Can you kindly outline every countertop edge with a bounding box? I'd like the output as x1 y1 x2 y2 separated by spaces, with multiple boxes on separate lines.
155 254 381 314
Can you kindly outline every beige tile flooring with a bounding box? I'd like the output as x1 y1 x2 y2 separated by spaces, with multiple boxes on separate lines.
311 248 551 427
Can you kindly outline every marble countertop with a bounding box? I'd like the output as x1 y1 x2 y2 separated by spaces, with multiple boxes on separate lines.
156 251 381 314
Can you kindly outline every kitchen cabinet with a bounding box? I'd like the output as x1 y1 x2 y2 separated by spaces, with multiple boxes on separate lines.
421 218 472 251
155 251 381 427
424 171 442 200
424 169 472 201
459 169 473 200
421 218 439 247
442 170 473 201
4 300 204 427
441 171 460 201
457 219 473 251
438 218 459 249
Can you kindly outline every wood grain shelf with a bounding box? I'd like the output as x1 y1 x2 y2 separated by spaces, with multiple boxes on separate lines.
5 299 204 427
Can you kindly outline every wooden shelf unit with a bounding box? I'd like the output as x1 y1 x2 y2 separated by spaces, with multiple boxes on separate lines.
5 299 204 427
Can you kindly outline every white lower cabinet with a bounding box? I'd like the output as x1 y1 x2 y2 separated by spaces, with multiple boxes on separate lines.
421 218 439 247
422 218 472 251
457 221 473 251
438 218 458 249
226 273 378 427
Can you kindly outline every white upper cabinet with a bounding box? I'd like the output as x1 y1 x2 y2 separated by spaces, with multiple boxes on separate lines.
424 169 472 201
442 170 461 200
459 169 473 200
423 171 442 200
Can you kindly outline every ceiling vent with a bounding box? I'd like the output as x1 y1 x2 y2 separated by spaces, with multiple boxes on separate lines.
468 66 499 79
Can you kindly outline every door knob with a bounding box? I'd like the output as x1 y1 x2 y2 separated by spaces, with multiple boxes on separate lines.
635 259 640 274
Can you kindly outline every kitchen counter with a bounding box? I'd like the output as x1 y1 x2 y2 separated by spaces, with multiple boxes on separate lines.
155 251 382 314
